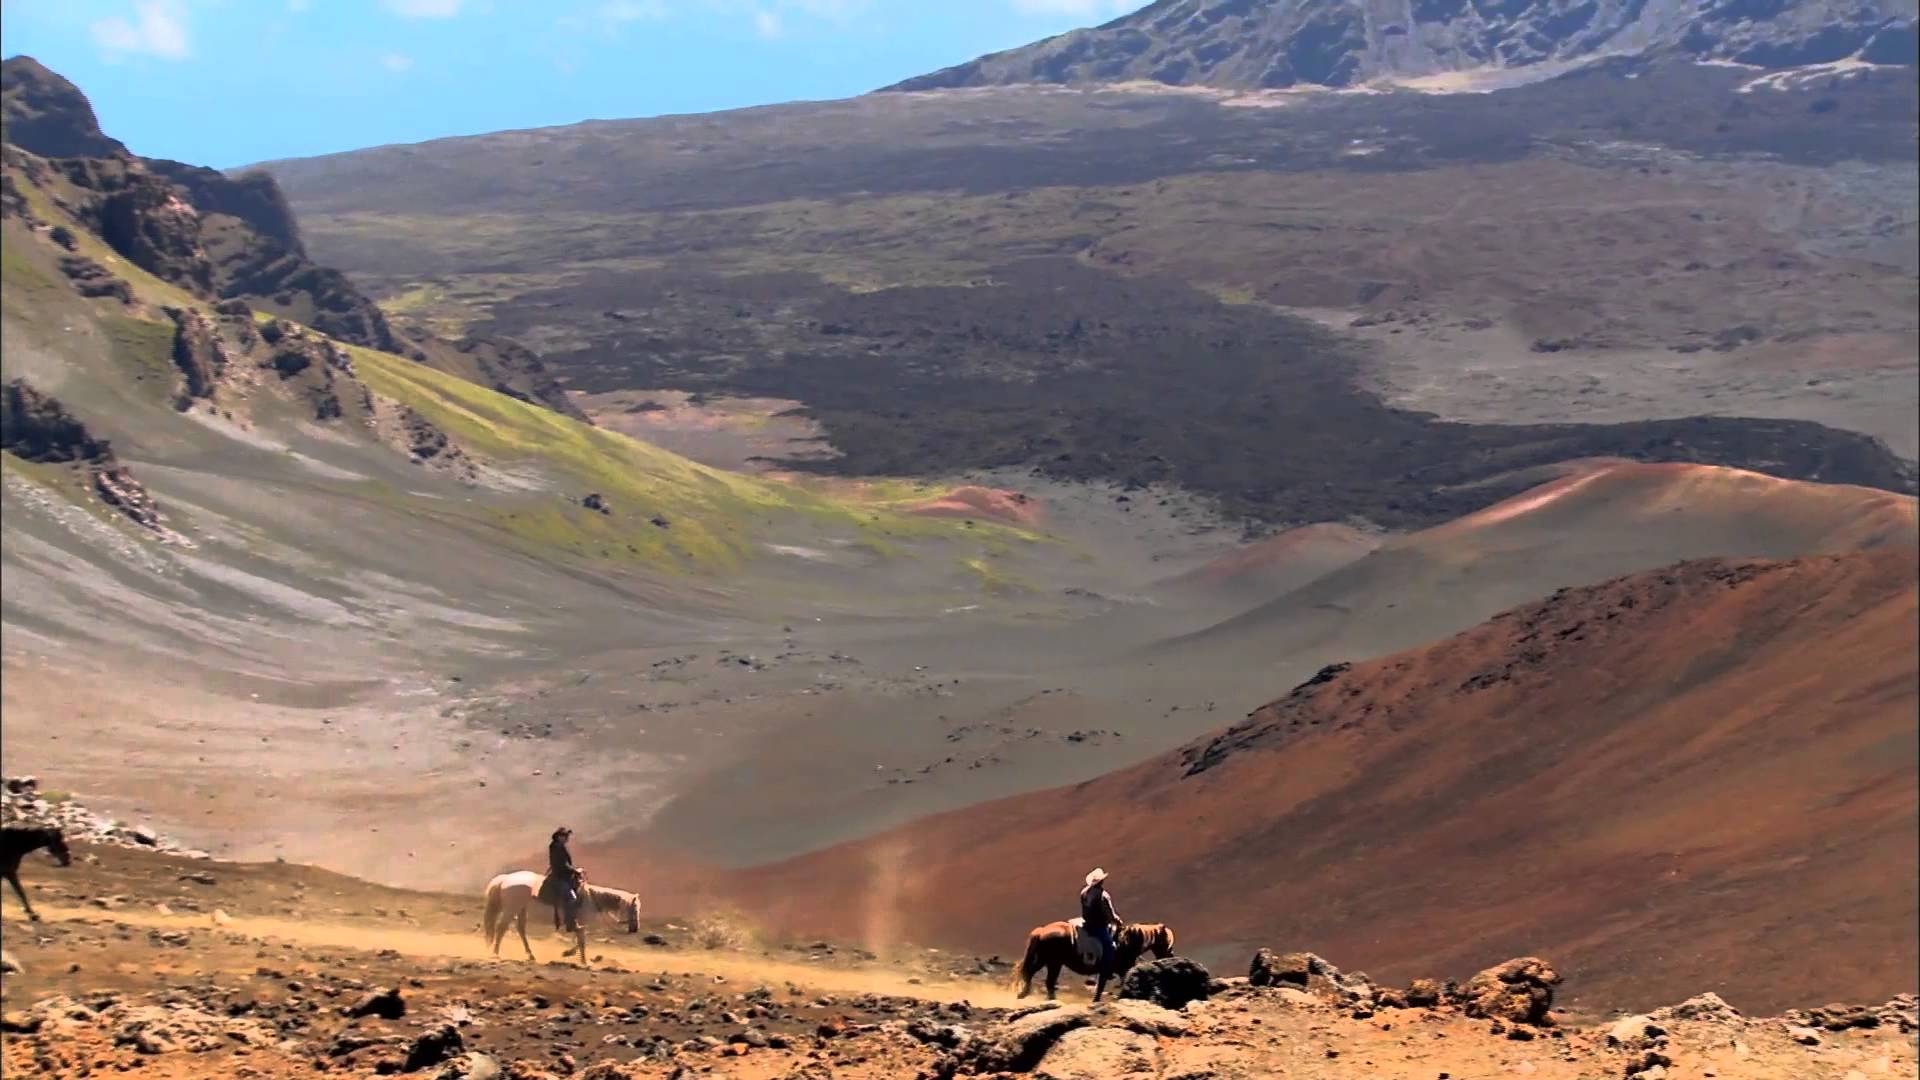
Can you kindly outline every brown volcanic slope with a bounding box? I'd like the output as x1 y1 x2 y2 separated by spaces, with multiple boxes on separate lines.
705 550 1919 1014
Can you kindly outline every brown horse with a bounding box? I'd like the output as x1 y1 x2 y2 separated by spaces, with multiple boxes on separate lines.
1013 921 1176 1002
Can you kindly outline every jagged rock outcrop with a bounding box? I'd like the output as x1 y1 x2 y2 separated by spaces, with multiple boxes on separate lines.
1 381 167 533
74 161 218 297
58 256 131 303
402 326 589 423
885 0 1916 92
258 318 365 422
148 160 304 254
2 55 589 427
1 380 112 463
0 55 129 159
164 307 228 409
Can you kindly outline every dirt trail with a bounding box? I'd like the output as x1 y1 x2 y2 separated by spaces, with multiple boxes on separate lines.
24 903 1021 1007
4 848 1915 1080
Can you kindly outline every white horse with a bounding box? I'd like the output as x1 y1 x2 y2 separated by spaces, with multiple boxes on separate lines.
482 870 640 963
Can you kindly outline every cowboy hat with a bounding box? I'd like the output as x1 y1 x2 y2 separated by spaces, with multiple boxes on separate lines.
1085 868 1108 887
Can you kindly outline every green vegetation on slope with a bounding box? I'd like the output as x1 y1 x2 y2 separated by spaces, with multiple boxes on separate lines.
353 346 1020 573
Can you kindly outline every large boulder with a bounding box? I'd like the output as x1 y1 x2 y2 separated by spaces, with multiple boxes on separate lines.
1118 957 1213 1010
1250 949 1335 988
964 1005 1092 1073
1460 957 1561 1026
1033 1027 1158 1080
1094 999 1192 1038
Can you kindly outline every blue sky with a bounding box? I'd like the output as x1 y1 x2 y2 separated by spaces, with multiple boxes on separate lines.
2 0 1142 168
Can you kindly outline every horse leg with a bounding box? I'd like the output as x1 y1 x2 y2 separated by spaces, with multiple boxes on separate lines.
516 908 535 963
1093 970 1109 1003
4 870 36 922
1045 962 1060 1001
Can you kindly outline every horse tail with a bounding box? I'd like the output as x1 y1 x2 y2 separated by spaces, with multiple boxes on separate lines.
1011 932 1040 992
482 881 503 944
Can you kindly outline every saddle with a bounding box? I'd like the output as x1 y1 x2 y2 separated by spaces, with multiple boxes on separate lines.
1065 917 1104 969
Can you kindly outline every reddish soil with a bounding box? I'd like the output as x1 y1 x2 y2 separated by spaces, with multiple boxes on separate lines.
703 551 1920 1015
905 485 1043 529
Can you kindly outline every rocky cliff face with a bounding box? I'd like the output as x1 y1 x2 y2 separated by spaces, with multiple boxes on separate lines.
0 55 128 158
2 380 167 533
886 0 1918 91
0 54 587 424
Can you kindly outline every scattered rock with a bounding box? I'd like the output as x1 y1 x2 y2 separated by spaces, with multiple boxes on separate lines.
1650 993 1740 1024
2 776 201 854
107 1002 276 1055
1459 957 1561 1026
404 1022 464 1071
1119 957 1213 1011
1606 1014 1665 1050
346 986 407 1021
436 1054 504 1080
1249 949 1338 990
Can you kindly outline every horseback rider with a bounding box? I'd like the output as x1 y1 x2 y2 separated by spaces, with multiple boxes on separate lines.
1079 867 1121 975
547 826 583 933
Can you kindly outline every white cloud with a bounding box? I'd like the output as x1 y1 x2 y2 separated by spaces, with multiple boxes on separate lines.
753 9 782 37
89 0 191 61
381 52 416 71
382 0 464 17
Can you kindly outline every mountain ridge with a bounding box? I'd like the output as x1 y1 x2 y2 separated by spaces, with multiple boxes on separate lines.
0 55 589 424
885 0 1920 93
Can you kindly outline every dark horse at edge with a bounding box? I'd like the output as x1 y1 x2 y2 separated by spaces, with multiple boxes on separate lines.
1013 920 1176 1003
1 825 72 922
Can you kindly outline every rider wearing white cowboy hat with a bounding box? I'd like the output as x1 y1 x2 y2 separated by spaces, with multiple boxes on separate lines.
1079 867 1122 974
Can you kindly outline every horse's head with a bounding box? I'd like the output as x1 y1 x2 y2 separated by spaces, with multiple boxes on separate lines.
44 829 71 868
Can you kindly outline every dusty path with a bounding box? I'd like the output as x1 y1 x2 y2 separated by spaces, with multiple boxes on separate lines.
21 903 1020 1008
3 848 1915 1080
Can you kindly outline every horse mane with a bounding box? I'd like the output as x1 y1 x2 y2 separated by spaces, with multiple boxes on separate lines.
584 884 637 912
1116 922 1173 954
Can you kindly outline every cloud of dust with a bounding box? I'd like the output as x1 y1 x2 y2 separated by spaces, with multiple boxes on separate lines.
860 835 913 960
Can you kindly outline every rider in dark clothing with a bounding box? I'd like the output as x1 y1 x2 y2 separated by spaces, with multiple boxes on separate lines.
548 827 581 933
1079 868 1121 975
